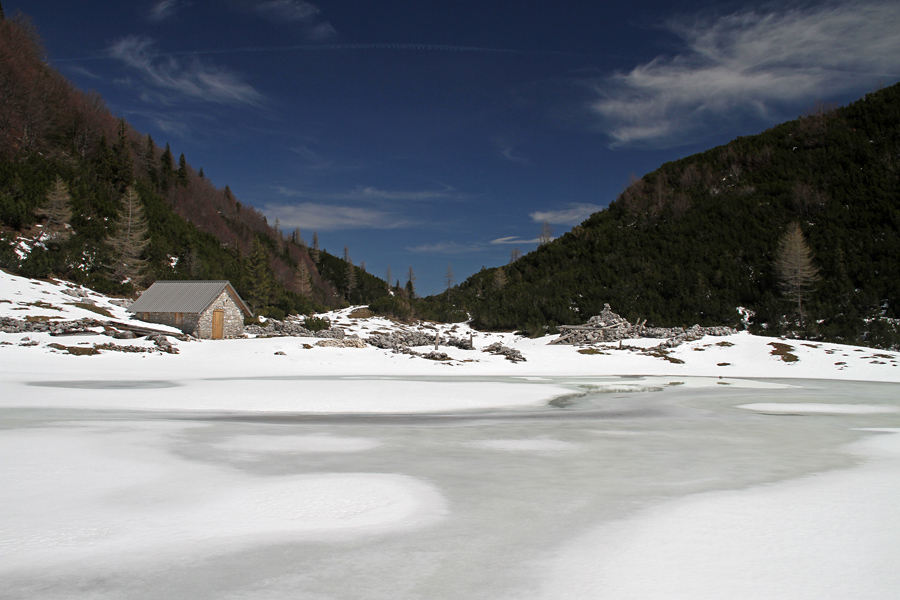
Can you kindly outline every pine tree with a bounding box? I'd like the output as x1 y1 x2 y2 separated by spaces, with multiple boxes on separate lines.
107 186 149 284
405 266 416 299
247 237 277 311
143 135 157 184
34 176 72 244
176 153 188 186
774 222 820 327
159 143 174 192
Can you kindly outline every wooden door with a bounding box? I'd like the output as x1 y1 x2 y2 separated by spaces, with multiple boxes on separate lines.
212 309 224 339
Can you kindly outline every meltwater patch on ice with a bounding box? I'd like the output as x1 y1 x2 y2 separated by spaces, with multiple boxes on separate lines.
216 433 381 454
738 403 900 414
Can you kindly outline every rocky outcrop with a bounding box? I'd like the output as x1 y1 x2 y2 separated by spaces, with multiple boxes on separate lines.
551 304 736 348
1 317 181 353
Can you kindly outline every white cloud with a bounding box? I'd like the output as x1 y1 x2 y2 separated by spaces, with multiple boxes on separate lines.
255 0 336 39
530 203 601 225
406 242 485 254
261 202 413 231
108 36 263 105
592 1 900 146
495 137 529 164
256 0 319 21
275 185 460 202
490 236 541 246
149 0 189 22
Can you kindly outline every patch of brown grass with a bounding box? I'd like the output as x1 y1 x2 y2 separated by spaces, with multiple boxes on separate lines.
67 302 114 318
348 307 375 319
768 342 799 362
577 348 607 355
47 343 99 356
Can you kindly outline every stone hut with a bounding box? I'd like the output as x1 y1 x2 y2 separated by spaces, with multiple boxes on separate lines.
127 281 252 339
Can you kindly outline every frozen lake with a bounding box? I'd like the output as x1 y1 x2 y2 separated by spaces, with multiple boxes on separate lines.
2 376 899 599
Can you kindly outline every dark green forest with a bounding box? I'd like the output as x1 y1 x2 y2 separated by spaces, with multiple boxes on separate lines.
0 15 391 318
422 86 900 349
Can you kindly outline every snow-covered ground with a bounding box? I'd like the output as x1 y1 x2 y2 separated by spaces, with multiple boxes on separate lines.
1 270 897 414
2 270 899 599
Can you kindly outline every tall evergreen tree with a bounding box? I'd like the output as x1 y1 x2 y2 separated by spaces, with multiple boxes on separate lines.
406 266 416 299
159 143 174 192
246 237 277 311
176 153 188 186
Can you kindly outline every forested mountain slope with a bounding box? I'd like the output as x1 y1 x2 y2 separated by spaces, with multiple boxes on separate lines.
0 14 389 316
432 84 900 348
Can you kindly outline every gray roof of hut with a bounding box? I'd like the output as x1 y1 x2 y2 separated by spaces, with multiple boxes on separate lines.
127 280 252 316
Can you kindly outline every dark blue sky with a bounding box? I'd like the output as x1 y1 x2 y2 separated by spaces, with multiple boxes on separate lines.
10 0 900 294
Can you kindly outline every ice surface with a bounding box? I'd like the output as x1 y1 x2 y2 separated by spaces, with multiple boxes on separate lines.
3 379 899 599
739 402 900 414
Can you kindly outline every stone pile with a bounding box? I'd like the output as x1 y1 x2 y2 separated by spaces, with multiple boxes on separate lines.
365 330 473 351
551 304 736 348
315 337 366 348
244 318 345 339
482 342 526 363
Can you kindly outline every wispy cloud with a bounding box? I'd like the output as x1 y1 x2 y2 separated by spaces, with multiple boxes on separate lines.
591 1 900 146
495 137 529 164
407 241 485 254
255 0 336 39
149 0 189 22
261 202 413 231
530 203 601 225
275 185 461 203
256 0 319 20
108 35 263 105
490 236 541 246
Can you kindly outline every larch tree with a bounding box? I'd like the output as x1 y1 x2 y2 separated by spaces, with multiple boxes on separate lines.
445 263 454 290
294 261 312 297
774 222 820 327
538 220 552 245
310 232 320 263
345 256 356 300
35 175 72 244
107 186 149 284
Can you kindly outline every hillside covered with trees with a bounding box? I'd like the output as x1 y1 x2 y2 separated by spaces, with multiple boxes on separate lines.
0 13 391 318
423 84 900 349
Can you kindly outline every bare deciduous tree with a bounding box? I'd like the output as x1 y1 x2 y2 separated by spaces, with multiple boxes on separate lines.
107 186 149 284
538 220 552 245
445 263 454 290
774 222 820 326
35 175 72 244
